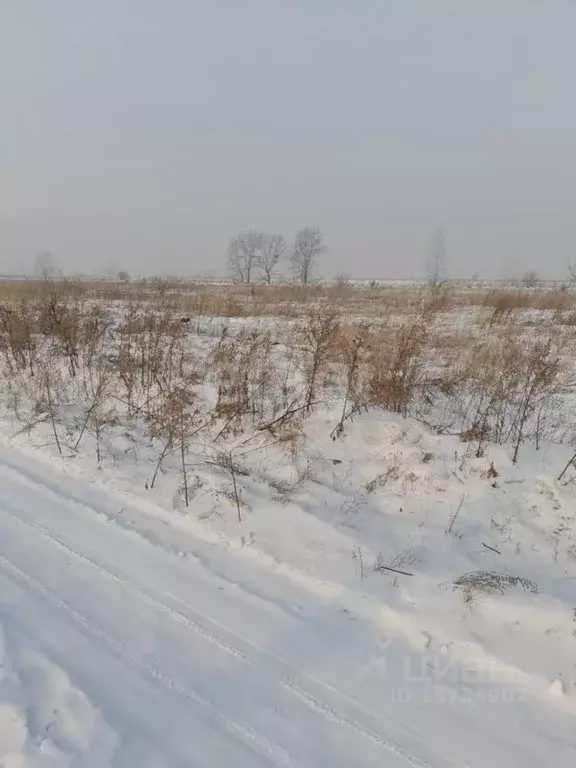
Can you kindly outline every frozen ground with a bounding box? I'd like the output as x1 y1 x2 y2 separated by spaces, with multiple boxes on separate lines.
1 407 575 767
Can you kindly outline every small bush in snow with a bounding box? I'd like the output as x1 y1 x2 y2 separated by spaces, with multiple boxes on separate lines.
454 571 538 604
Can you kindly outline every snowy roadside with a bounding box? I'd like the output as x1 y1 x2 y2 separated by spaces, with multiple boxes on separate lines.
3 406 576 699
1 400 575 765
0 618 116 768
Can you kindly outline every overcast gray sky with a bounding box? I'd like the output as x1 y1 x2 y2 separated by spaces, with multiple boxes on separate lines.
1 0 575 279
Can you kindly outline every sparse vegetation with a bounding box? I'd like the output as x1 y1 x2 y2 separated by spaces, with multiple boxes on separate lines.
454 571 538 604
1 274 576 510
1 272 575 730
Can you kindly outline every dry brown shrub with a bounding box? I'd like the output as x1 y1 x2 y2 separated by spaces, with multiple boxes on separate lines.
367 315 431 415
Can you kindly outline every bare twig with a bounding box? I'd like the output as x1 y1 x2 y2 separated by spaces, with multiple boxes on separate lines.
447 493 468 535
558 452 576 482
376 565 414 577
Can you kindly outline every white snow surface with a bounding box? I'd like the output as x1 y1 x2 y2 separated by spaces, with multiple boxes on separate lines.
1 411 575 767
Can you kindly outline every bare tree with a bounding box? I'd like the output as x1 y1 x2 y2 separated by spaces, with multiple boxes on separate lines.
522 270 539 288
34 250 56 279
256 233 285 283
290 227 324 285
427 226 447 293
227 230 263 283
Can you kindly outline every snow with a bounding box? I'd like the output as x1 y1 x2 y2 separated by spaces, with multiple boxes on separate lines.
1 403 576 767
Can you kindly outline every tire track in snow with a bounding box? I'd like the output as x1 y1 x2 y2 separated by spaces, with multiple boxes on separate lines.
0 502 456 768
0 550 296 768
0 453 537 712
0 508 248 662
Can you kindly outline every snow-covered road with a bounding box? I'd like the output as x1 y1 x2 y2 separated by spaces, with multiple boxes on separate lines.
0 447 574 767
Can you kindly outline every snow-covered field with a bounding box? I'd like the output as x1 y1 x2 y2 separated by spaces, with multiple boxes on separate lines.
1 280 575 766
